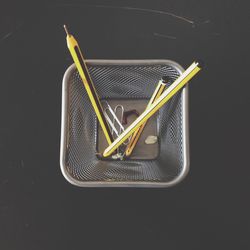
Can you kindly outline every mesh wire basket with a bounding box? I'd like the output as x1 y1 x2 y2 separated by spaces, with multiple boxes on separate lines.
60 60 189 187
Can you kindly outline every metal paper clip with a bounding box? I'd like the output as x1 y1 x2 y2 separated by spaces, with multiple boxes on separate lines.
103 102 130 160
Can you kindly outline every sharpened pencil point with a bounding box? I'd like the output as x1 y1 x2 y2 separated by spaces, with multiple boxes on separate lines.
63 25 70 36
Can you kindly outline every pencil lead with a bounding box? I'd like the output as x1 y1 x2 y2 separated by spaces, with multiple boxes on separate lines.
63 25 70 36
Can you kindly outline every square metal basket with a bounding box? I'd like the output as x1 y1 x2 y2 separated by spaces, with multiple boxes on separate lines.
60 60 189 187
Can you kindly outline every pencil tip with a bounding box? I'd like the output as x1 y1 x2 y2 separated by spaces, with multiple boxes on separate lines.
63 25 70 35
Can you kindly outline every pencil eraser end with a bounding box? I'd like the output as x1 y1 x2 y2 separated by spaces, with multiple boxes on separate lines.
161 76 171 83
102 151 109 158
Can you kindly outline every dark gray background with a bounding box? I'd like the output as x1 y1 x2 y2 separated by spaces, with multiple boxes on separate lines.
0 0 249 249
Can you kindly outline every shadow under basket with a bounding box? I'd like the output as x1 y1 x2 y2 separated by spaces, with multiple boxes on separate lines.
60 60 189 187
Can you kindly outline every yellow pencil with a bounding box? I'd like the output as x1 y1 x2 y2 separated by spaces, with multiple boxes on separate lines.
103 60 202 157
125 77 168 157
63 25 113 145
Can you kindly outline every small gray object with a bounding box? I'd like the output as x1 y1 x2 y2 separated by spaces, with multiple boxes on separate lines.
145 135 158 145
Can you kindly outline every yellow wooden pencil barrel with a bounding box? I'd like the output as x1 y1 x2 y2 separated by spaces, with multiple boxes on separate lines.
103 61 202 157
64 25 113 145
125 80 166 156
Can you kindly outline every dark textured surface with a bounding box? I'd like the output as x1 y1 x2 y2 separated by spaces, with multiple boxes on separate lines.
0 0 249 249
63 62 183 183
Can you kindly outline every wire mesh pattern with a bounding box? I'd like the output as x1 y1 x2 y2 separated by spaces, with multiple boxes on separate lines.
60 60 189 187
